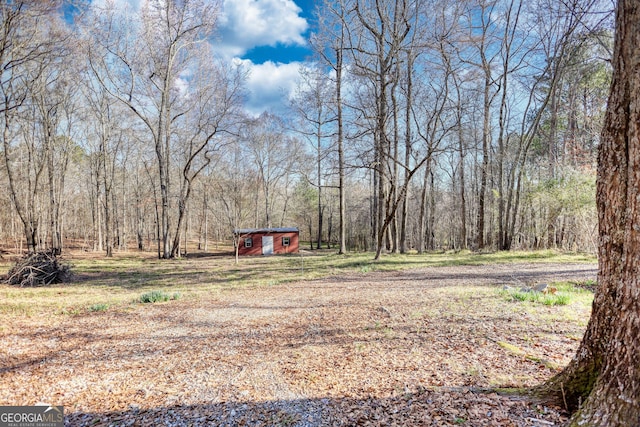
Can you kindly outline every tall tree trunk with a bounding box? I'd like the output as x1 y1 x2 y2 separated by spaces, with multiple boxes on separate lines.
539 2 640 424
3 114 39 254
92 162 103 252
457 118 467 250
453 75 468 250
548 84 558 179
327 209 333 249
134 167 145 251
390 76 400 253
399 52 412 254
102 136 113 257
336 44 346 255
372 138 380 253
157 131 171 259
427 170 436 250
316 130 323 250
45 123 61 255
476 72 491 250
417 159 431 254
374 113 387 258
199 189 208 251
496 72 508 251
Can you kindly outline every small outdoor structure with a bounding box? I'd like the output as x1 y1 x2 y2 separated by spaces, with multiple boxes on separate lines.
234 227 299 256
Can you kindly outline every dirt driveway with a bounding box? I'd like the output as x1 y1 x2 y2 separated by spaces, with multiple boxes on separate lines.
0 262 597 426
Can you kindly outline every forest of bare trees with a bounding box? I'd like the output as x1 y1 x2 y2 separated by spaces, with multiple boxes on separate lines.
0 0 613 258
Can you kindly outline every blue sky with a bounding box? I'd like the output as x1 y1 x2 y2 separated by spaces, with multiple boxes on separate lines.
217 0 315 114
240 0 315 64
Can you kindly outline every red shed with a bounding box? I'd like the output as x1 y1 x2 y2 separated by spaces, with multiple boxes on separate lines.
234 227 299 256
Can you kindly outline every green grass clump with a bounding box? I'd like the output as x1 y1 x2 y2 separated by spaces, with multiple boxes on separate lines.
88 303 109 312
359 264 372 273
138 290 180 303
503 288 571 306
542 293 571 306
501 280 596 307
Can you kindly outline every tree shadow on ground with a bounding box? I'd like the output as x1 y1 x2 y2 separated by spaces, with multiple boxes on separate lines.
66 388 568 426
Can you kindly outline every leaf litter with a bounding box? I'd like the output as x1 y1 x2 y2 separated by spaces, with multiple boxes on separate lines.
0 262 597 426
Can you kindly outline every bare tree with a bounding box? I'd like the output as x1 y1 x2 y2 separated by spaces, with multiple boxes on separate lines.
215 141 256 263
498 0 602 251
247 113 302 229
0 0 65 253
347 0 414 258
83 0 219 258
290 65 337 249
80 78 131 256
451 64 471 250
169 54 245 257
457 0 503 250
32 31 81 255
414 63 455 252
311 0 351 254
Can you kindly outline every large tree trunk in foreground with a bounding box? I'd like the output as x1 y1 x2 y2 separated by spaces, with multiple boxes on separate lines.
539 1 640 425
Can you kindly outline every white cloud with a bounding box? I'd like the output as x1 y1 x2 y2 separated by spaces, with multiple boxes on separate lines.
239 60 302 115
86 0 308 115
218 0 308 57
90 0 308 59
174 67 198 99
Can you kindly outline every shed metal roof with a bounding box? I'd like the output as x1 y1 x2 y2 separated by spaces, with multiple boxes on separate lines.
234 227 299 234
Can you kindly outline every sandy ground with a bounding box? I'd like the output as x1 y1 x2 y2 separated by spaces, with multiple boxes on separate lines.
0 262 597 426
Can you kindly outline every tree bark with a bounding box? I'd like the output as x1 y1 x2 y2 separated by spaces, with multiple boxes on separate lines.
476 71 491 250
336 44 346 255
539 2 640 424
399 50 413 254
457 115 467 250
316 129 323 250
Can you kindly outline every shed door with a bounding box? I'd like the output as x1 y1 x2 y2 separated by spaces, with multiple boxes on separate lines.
262 236 274 255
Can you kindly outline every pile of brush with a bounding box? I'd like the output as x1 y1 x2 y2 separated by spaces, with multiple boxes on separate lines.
4 251 71 287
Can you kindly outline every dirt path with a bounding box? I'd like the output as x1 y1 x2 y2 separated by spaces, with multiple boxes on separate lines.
1 262 597 426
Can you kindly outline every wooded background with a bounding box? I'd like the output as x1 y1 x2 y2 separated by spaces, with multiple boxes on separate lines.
0 0 612 258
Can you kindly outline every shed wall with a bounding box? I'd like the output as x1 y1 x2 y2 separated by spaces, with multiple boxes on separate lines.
238 231 299 255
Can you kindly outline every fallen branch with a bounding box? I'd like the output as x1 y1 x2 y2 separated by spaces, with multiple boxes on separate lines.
3 251 71 287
